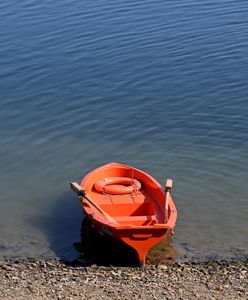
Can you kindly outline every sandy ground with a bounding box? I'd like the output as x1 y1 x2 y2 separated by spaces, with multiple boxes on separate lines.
0 258 247 300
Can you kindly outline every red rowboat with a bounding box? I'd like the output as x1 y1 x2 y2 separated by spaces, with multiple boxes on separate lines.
71 162 177 266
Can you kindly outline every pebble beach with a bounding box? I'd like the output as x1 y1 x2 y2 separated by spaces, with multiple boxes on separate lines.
0 258 247 300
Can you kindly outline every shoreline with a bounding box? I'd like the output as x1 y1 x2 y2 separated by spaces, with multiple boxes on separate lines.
0 258 247 299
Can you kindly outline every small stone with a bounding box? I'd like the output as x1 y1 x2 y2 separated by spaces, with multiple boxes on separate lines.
91 264 97 268
159 265 168 271
2 265 13 271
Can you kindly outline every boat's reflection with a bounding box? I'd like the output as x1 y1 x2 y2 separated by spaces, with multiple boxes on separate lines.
73 219 179 266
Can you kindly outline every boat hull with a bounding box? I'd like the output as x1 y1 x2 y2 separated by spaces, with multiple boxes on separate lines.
85 215 170 265
76 162 177 266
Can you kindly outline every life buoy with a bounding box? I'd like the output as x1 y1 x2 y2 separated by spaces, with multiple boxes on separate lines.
94 177 141 195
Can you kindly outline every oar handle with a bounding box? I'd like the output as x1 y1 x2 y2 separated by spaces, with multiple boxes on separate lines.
70 182 86 197
70 182 117 224
165 179 173 223
165 179 173 192
71 182 94 206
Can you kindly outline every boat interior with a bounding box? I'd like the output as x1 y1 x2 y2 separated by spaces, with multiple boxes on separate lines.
83 164 166 226
86 187 164 226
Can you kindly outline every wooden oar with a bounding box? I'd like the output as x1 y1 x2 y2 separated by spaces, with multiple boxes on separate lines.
70 182 117 224
165 179 173 223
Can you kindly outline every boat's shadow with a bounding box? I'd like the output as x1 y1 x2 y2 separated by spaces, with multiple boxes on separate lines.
34 192 138 265
74 218 179 266
34 192 82 260
37 192 179 266
74 218 139 266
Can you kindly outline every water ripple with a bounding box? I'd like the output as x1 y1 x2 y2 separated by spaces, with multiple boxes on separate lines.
0 0 248 259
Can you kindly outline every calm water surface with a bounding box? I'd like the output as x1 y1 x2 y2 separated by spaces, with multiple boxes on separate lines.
0 0 248 260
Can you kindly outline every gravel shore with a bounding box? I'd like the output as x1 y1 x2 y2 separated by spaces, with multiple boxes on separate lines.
0 258 247 300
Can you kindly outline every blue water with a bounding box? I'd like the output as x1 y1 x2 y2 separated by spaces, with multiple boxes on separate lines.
0 0 247 260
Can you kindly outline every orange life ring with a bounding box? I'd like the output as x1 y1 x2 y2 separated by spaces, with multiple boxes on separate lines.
94 177 141 195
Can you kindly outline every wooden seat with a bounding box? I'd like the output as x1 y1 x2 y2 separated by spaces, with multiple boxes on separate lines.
114 215 157 226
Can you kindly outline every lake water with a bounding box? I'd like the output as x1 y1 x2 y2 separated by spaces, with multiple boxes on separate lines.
0 0 247 261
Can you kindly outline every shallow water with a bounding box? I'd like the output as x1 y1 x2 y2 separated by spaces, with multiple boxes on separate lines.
0 0 247 261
